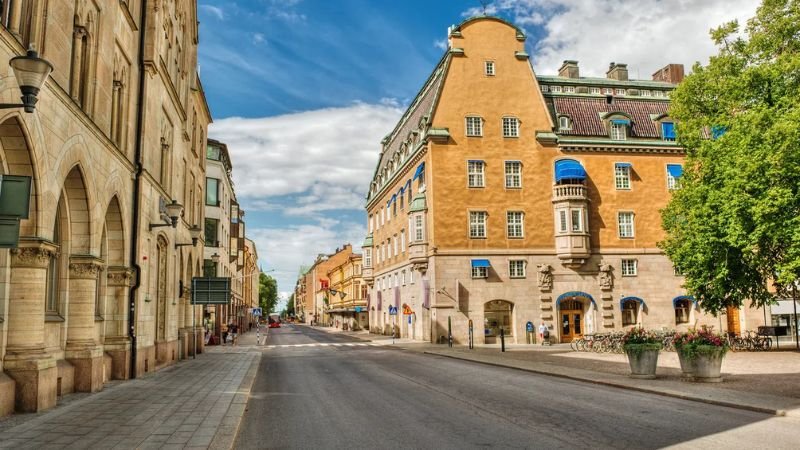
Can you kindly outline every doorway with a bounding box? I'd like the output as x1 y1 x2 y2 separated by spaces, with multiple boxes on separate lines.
560 299 583 343
484 300 513 344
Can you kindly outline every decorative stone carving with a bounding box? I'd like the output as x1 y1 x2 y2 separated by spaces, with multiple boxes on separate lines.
537 264 553 291
10 245 57 269
107 266 134 286
69 256 105 279
598 262 613 290
183 286 191 298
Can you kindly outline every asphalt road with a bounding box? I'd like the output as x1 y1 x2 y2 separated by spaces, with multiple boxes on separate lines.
235 324 798 449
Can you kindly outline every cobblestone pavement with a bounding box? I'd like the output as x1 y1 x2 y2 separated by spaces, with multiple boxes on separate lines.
0 337 261 450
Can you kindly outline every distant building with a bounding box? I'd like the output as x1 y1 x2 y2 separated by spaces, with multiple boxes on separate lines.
327 253 368 331
361 16 763 345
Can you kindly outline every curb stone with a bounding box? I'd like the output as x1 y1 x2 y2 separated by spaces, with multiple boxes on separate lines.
210 352 262 450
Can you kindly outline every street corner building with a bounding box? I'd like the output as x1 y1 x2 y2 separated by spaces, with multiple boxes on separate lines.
0 1 213 416
360 16 765 345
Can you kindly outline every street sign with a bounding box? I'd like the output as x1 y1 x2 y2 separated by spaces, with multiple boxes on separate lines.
388 305 398 315
402 304 413 315
191 277 231 304
252 307 262 317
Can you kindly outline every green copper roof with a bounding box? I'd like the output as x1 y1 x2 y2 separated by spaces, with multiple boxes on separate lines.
362 234 373 247
536 75 676 89
409 193 427 213
426 128 450 138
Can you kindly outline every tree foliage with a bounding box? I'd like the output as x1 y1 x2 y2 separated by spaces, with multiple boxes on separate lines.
661 0 800 315
259 273 278 314
281 294 295 318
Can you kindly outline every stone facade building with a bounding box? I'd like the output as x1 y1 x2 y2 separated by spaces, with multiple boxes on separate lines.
294 245 354 326
0 1 211 416
361 16 764 345
327 253 367 331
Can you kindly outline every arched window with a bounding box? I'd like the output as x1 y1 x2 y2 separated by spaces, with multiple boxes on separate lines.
558 115 571 130
674 297 692 324
622 299 639 326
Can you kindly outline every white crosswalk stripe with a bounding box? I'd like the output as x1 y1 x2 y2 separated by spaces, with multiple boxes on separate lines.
262 342 383 349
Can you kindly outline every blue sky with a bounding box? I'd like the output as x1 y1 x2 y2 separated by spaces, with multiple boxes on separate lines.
198 0 759 305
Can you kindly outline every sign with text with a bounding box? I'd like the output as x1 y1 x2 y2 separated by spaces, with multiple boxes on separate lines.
191 277 231 305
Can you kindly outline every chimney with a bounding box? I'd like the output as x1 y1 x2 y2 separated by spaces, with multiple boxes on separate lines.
652 64 685 84
606 62 628 81
558 60 579 79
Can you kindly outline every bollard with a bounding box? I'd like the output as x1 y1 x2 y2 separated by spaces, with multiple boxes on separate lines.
448 316 453 348
500 328 506 352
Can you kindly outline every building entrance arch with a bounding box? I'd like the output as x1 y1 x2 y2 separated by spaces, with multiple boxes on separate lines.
484 300 513 343
556 292 595 343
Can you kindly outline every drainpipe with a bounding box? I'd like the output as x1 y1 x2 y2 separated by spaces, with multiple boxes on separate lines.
128 0 149 380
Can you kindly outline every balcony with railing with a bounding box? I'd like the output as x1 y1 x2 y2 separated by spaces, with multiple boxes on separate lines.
552 184 588 202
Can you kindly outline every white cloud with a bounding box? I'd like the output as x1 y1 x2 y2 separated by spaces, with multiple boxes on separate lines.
199 4 225 21
252 33 266 45
247 220 366 297
433 39 448 50
463 0 758 77
209 103 402 216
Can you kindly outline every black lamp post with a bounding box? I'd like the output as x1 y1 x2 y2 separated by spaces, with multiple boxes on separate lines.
175 225 202 248
149 200 183 230
1 50 53 113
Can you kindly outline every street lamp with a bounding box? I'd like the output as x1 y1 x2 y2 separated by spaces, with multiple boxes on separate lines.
149 200 183 230
1 50 54 113
175 224 202 248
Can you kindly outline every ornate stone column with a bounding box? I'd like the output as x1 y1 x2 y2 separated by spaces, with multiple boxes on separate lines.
4 240 58 412
70 26 86 101
65 255 105 393
104 266 133 380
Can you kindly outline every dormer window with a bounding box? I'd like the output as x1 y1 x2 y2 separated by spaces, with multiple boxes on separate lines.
550 86 562 93
564 86 576 93
558 116 572 130
589 87 600 95
661 122 676 141
615 88 626 96
609 119 629 141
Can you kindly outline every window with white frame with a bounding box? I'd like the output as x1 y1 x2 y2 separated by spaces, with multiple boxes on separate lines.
558 116 572 130
618 212 635 238
558 210 568 233
666 164 682 190
505 161 521 188
502 117 519 137
364 248 372 267
610 122 627 140
507 211 523 238
400 229 405 252
603 87 613 95
675 298 691 324
570 209 583 232
540 85 549 92
469 211 487 238
401 270 406 285
472 266 488 278
550 86 562 93
394 273 398 287
409 269 414 283
414 215 423 241
466 116 483 137
615 88 626 96
564 86 576 93
640 89 651 97
509 260 526 278
614 163 631 189
653 90 665 97
393 235 398 255
467 161 485 187
485 61 495 76
589 87 601 94
621 259 637 276
369 214 373 232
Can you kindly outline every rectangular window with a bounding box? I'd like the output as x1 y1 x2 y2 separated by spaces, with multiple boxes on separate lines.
485 61 495 76
205 177 219 206
540 85 549 93
502 117 519 137
615 88 626 96
466 116 483 137
204 218 219 246
558 210 568 233
393 235 398 255
409 269 414 283
570 209 583 232
468 161 485 187
414 215 423 241
206 145 220 160
666 165 682 190
618 212 635 238
507 211 524 238
509 260 526 278
401 271 406 285
653 90 665 97
472 266 488 278
364 249 372 268
469 211 487 238
400 230 406 252
640 89 651 97
614 164 631 189
563 86 576 93
662 122 676 141
610 122 627 141
621 259 638 276
589 87 601 94
505 161 521 188
603 87 613 95
550 85 562 93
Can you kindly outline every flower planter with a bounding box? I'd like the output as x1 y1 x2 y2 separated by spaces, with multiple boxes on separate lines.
625 346 660 379
677 350 695 380
677 345 726 382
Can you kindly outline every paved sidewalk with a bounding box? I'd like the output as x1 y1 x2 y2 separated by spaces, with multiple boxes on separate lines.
0 333 262 449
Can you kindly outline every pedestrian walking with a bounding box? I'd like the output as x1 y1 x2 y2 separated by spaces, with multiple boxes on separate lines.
231 324 238 346
538 322 547 345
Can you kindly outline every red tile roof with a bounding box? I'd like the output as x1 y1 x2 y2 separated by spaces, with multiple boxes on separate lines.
552 97 670 138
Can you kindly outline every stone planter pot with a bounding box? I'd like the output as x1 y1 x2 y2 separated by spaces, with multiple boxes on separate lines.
624 345 661 379
677 345 726 382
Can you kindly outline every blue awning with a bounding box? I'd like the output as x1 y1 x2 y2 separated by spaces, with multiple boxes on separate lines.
555 291 597 310
662 122 676 140
611 119 630 125
387 194 396 207
404 179 411 190
554 159 587 182
667 164 683 178
672 296 697 308
398 186 405 195
471 259 491 268
467 159 484 163
615 162 632 168
620 296 646 310
413 163 425 180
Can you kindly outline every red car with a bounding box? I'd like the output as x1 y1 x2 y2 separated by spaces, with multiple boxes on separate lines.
268 322 281 328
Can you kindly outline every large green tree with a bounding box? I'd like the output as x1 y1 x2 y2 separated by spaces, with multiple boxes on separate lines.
259 273 279 314
661 0 800 315
281 294 295 318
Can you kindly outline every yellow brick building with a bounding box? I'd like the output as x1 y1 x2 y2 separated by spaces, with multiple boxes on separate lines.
362 16 764 344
